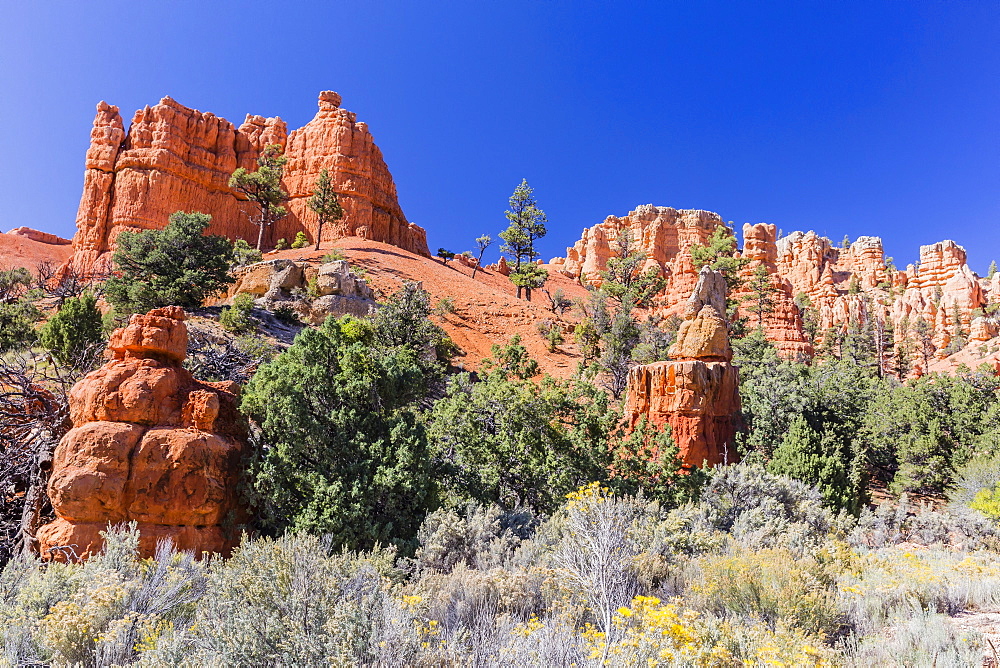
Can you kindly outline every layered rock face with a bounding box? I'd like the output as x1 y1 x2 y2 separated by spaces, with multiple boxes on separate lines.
734 223 814 359
549 205 724 309
36 307 248 560
624 267 741 467
557 204 994 369
777 232 988 361
68 92 427 275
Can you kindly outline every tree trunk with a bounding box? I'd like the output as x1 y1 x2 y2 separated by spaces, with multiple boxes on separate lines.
17 433 58 559
256 219 265 251
315 219 324 252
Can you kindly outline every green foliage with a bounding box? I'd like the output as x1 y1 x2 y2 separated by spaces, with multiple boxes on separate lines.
229 143 288 250
219 293 256 334
436 248 455 263
231 238 263 266
689 225 748 295
499 179 547 299
471 233 492 279
37 292 105 367
428 369 612 515
321 248 346 262
508 263 548 299
242 313 439 551
597 229 665 309
307 168 343 251
0 267 41 353
274 238 289 251
103 211 235 314
988 260 998 280
536 319 564 352
480 334 539 380
857 367 1000 495
768 415 860 513
290 231 309 249
744 264 777 331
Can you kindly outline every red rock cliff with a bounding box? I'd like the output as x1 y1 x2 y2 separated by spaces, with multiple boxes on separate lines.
68 92 428 275
36 307 248 560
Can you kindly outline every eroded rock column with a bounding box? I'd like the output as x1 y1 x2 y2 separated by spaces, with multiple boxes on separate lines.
624 267 742 467
36 307 248 560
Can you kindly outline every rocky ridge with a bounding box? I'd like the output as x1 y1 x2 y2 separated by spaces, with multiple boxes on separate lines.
554 206 998 371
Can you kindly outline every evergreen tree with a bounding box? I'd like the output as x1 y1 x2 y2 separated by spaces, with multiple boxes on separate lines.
230 144 288 251
768 414 863 513
104 211 235 313
242 284 451 552
893 315 915 379
989 260 998 280
914 316 935 369
307 168 343 251
499 179 547 300
0 267 40 353
471 234 492 280
38 292 105 367
597 229 665 308
744 264 776 331
794 292 820 345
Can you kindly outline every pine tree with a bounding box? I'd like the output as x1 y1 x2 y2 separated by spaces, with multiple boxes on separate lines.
499 179 547 300
989 260 997 280
38 292 105 367
745 264 777 331
471 234 492 280
230 144 288 251
307 168 343 251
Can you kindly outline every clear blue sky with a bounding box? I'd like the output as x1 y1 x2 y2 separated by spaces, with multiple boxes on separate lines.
1 1 997 272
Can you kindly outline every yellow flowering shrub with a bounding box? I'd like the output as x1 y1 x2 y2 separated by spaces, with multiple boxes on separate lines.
688 547 843 638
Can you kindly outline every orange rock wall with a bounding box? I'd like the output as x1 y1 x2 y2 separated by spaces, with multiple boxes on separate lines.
36 307 248 560
556 206 992 368
68 92 428 275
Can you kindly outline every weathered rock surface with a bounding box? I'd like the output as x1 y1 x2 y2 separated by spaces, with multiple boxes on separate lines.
557 204 995 372
36 307 248 561
225 258 376 324
551 205 724 311
625 267 741 467
67 92 428 276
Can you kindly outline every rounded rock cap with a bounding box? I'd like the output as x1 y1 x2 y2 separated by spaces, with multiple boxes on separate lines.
318 91 342 110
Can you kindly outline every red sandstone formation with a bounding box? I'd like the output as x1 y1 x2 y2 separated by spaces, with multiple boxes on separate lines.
624 267 741 467
0 227 74 271
67 92 428 276
550 205 724 311
36 307 247 560
557 203 995 372
734 223 814 359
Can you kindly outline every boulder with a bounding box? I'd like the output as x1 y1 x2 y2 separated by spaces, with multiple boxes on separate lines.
36 307 248 561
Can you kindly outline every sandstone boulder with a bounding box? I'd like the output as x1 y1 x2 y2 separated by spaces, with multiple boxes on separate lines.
36 307 248 561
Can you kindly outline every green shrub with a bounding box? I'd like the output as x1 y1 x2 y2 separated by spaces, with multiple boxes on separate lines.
104 211 235 313
219 293 256 334
38 292 105 367
321 249 345 262
274 238 289 251
291 231 309 249
0 299 40 353
231 238 263 267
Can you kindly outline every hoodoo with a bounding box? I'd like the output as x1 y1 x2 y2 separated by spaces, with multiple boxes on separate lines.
36 307 248 560
624 266 742 467
67 92 428 276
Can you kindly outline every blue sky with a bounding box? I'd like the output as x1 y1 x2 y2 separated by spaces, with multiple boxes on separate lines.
1 1 997 272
